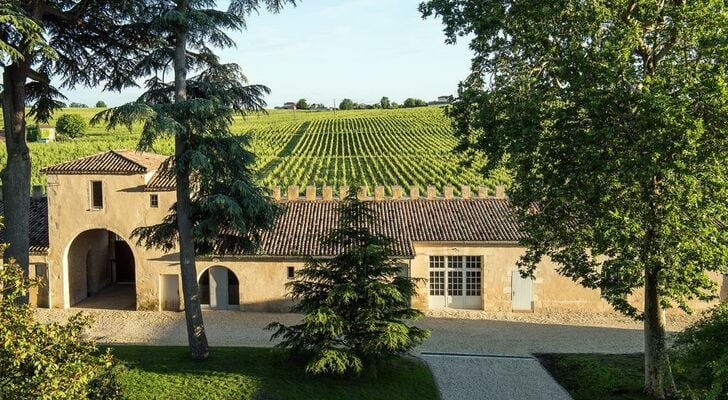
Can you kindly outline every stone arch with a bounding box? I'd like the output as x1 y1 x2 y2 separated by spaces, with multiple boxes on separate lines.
198 266 240 310
63 227 137 309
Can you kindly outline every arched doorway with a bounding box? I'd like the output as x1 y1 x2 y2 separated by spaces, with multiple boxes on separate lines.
66 229 136 309
199 266 240 310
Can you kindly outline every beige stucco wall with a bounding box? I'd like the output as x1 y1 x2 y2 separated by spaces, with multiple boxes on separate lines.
409 242 613 312
409 242 724 313
45 172 175 309
39 171 726 314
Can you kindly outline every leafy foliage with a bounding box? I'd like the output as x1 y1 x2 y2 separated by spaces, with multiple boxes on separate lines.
380 96 390 109
402 98 427 108
672 303 728 400
420 0 728 316
55 113 87 139
268 189 429 375
95 101 107 108
296 98 309 110
339 98 354 110
0 231 120 399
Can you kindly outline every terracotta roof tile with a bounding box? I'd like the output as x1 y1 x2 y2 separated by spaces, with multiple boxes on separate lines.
6 197 523 258
0 197 49 254
42 150 167 175
255 199 522 258
146 166 176 191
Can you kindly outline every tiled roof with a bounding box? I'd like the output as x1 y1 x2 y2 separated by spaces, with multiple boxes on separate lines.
255 199 522 258
4 197 522 258
42 150 167 175
0 198 49 254
146 165 176 191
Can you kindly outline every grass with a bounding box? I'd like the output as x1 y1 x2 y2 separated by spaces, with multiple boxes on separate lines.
108 345 439 400
538 353 649 400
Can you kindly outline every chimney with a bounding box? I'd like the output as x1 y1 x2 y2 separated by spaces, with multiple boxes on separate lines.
357 186 368 201
443 185 454 199
339 185 349 200
287 185 299 200
322 185 333 201
478 186 488 199
271 186 281 201
461 185 471 199
374 185 385 201
391 185 404 200
410 186 420 199
427 185 437 199
32 185 44 199
495 185 506 199
306 185 317 201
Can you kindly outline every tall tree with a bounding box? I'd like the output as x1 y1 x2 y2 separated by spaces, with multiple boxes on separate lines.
0 1 148 302
421 1 728 398
94 0 292 361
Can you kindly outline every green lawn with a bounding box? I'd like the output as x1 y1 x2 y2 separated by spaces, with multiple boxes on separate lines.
538 353 649 400
108 346 439 400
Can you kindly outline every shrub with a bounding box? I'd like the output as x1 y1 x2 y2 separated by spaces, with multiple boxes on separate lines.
26 127 38 142
0 234 121 399
56 113 87 139
268 189 429 376
672 302 728 400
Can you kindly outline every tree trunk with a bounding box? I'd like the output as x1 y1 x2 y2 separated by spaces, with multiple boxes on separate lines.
643 268 676 399
1 63 31 305
173 0 209 361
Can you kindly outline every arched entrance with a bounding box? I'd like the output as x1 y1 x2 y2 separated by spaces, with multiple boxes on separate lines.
199 266 240 310
65 229 136 309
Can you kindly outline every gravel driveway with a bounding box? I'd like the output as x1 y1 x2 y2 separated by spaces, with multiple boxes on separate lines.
35 308 696 354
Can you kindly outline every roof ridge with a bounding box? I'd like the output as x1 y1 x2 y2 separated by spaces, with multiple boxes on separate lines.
111 150 153 172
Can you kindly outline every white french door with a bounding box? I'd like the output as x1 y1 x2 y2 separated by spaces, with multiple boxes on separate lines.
429 255 482 309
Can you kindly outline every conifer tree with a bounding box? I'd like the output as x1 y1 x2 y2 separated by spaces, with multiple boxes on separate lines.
94 0 293 361
269 189 429 375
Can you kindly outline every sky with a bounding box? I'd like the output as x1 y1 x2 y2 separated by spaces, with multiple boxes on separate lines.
60 0 474 108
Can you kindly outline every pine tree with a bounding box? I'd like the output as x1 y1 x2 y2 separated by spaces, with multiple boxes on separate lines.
269 189 429 375
93 0 292 361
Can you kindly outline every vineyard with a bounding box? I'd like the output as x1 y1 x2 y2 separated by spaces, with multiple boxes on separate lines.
0 107 508 195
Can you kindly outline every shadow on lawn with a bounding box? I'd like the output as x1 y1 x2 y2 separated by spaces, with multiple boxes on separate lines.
106 345 438 400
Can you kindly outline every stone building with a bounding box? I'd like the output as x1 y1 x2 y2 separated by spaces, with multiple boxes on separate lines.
1 150 724 313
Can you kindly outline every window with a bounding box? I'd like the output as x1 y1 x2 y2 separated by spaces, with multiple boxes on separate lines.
429 255 482 297
34 263 47 278
429 271 445 296
448 270 463 296
149 194 159 208
465 256 482 296
90 181 103 209
287 266 295 280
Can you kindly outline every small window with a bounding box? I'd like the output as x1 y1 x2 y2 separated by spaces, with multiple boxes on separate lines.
90 181 103 209
34 263 47 278
149 194 159 208
287 266 295 280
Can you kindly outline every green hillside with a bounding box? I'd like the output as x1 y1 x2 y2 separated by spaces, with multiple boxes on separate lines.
1 107 507 194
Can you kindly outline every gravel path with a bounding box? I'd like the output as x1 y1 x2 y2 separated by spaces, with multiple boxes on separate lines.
35 308 698 354
422 352 572 400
